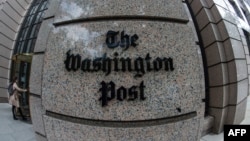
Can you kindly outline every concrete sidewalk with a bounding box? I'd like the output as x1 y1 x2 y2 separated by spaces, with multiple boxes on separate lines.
0 103 35 141
0 96 249 141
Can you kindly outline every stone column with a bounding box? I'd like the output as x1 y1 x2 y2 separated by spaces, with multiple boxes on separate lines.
30 0 205 140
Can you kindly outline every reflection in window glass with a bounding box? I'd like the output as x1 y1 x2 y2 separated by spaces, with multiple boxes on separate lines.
228 0 244 19
14 0 48 55
243 30 250 54
30 25 37 38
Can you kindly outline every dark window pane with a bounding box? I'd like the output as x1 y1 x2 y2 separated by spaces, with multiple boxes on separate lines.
30 39 37 52
28 15 34 26
30 25 37 38
13 0 48 54
35 0 43 5
35 12 42 23
18 29 24 41
40 1 48 11
32 5 39 14
22 28 29 40
26 39 33 52
24 16 32 27
34 23 41 37
243 30 250 54
19 42 25 53
228 0 244 19
14 42 20 53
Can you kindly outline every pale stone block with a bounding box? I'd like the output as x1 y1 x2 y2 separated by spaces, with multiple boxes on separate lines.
0 67 9 80
238 27 245 36
42 21 205 120
185 5 199 42
249 84 250 96
226 98 247 124
196 8 215 30
205 42 226 66
29 54 44 95
25 0 33 3
2 3 22 24
211 4 236 24
209 85 229 108
44 0 60 19
43 115 202 141
30 95 46 136
54 0 188 23
35 133 48 141
34 18 54 52
201 23 222 47
0 77 8 90
246 55 250 64
0 88 8 98
217 20 241 41
0 12 19 32
213 0 228 9
227 60 248 83
17 0 29 10
0 44 12 59
202 116 214 136
244 45 249 55
191 0 209 15
208 107 228 133
0 56 10 69
0 33 14 49
229 79 249 105
223 38 245 61
208 63 228 86
31 1 206 140
7 0 26 16
204 0 214 8
241 37 248 46
0 22 17 39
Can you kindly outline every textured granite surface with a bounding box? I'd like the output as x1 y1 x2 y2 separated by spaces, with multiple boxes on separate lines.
29 95 46 135
54 0 188 23
26 0 250 140
42 20 204 121
35 133 48 141
29 54 44 95
28 1 206 140
44 115 201 141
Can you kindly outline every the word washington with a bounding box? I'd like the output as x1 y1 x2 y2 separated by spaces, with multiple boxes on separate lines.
64 50 175 77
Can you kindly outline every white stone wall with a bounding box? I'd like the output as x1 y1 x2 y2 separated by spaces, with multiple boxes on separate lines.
187 0 250 134
0 0 31 101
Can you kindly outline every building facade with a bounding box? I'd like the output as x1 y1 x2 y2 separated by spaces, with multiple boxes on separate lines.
0 0 250 140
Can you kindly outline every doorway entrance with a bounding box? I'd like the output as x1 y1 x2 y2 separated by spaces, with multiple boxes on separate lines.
11 53 33 117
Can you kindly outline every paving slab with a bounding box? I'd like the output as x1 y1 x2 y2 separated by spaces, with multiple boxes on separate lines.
0 104 35 141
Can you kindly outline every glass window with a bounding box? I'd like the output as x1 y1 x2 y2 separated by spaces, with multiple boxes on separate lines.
228 0 244 19
243 30 250 54
34 12 42 23
22 28 29 40
13 0 48 55
10 0 48 108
